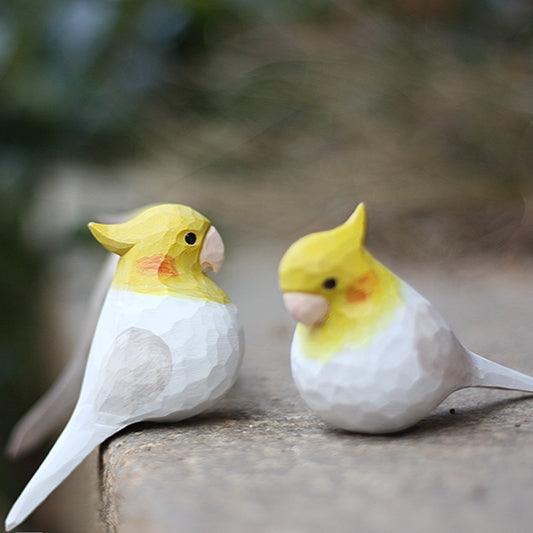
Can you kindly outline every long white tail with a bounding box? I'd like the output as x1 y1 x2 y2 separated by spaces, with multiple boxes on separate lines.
5 411 119 531
6 255 118 459
6 354 87 459
468 351 533 392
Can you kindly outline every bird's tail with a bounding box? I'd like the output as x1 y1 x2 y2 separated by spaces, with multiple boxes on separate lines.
5 409 119 531
5 355 86 459
6 254 118 459
468 351 533 392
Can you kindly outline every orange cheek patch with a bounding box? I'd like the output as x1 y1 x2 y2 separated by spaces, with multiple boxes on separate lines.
137 255 179 277
347 287 369 302
346 271 378 303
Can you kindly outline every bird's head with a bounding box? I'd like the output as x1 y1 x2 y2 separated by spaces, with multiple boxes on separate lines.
279 203 379 326
88 203 224 278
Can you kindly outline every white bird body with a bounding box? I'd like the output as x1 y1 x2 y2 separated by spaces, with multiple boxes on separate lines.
291 283 468 433
81 288 243 425
6 204 244 531
7 289 243 530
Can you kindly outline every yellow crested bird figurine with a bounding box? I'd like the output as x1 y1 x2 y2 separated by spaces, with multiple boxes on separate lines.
6 204 244 531
279 203 533 434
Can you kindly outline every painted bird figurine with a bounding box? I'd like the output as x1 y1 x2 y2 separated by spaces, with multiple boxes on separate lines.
6 204 244 531
279 203 533 434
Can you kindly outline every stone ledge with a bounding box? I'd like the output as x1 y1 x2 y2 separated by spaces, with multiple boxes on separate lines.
99 252 533 533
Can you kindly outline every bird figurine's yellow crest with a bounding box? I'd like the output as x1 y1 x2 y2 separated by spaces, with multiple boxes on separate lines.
280 204 402 360
6 204 244 531
88 204 228 302
279 203 533 434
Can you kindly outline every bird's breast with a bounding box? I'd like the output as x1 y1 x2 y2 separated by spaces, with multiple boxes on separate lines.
82 288 244 422
99 288 239 338
88 289 242 379
290 283 467 432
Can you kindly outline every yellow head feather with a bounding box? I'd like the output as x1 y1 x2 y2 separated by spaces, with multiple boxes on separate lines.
279 204 402 361
279 203 368 296
89 204 229 303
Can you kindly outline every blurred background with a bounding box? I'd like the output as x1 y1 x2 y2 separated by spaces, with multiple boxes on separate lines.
1 0 533 531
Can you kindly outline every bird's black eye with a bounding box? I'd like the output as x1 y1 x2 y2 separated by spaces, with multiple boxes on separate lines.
184 232 197 245
322 277 337 290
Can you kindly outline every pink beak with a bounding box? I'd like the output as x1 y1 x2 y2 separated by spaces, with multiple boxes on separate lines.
200 226 225 273
282 292 329 326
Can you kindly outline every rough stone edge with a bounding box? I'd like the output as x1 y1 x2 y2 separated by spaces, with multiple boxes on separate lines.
98 439 119 533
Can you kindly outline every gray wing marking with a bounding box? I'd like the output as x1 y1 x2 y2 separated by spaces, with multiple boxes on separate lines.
95 327 173 418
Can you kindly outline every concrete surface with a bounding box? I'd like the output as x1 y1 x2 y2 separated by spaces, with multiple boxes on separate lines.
99 242 533 533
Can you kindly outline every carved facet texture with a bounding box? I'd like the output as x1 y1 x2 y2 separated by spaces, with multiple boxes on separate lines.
83 289 244 425
291 283 469 433
282 204 533 435
96 327 173 416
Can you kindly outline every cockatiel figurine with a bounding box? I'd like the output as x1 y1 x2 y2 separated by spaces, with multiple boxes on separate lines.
279 204 533 434
6 204 244 531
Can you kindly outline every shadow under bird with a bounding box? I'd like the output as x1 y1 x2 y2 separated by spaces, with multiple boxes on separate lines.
278 203 533 434
6 204 244 531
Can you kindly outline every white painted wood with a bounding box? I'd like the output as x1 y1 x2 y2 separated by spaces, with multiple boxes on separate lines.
5 207 244 531
290 281 533 434
5 254 118 458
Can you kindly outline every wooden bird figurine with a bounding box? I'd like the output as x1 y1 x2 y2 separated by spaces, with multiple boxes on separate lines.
279 204 533 434
6 204 244 531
